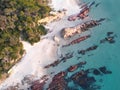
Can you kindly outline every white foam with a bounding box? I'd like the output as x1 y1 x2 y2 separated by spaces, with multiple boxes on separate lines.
0 0 82 89
51 0 81 15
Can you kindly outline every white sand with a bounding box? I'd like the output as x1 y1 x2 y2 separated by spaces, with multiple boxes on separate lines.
0 39 58 88
50 0 81 15
0 0 82 89
21 41 33 53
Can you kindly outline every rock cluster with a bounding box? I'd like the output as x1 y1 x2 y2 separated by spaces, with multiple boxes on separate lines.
47 72 68 90
61 19 105 39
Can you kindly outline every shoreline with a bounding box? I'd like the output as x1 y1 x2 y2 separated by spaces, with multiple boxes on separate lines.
0 0 117 89
0 0 81 89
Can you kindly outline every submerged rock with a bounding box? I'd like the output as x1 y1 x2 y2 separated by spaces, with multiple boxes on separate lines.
78 45 98 55
93 69 101 75
71 70 96 89
100 32 116 44
47 72 68 90
99 66 112 74
107 32 114 36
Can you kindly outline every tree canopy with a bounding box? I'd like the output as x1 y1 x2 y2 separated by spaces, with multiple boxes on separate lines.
0 0 51 78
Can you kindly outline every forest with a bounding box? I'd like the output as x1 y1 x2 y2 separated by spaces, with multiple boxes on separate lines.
0 0 51 79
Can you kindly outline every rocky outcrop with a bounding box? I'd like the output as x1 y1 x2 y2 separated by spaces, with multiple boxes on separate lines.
38 10 66 25
61 18 105 39
47 72 68 90
61 26 82 39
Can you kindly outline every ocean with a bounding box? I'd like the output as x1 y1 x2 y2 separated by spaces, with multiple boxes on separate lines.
60 0 120 90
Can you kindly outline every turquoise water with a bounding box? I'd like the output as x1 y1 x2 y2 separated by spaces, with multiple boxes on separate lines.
86 0 120 90
63 0 120 90
47 0 120 90
83 0 120 90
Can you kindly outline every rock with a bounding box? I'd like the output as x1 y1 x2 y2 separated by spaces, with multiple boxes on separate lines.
86 45 98 51
61 27 81 39
93 69 101 75
78 50 86 55
53 36 60 43
61 19 104 39
48 71 68 90
38 10 66 25
107 32 114 36
99 66 106 73
67 65 78 72
105 71 112 74
99 66 112 74
109 40 115 44
71 70 96 89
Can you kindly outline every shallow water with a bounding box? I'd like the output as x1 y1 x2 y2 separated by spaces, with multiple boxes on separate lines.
61 0 120 90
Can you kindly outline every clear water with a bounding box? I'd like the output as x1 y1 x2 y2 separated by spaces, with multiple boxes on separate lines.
62 0 120 90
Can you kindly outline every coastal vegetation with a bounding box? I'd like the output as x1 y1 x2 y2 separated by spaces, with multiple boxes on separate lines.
0 0 51 79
